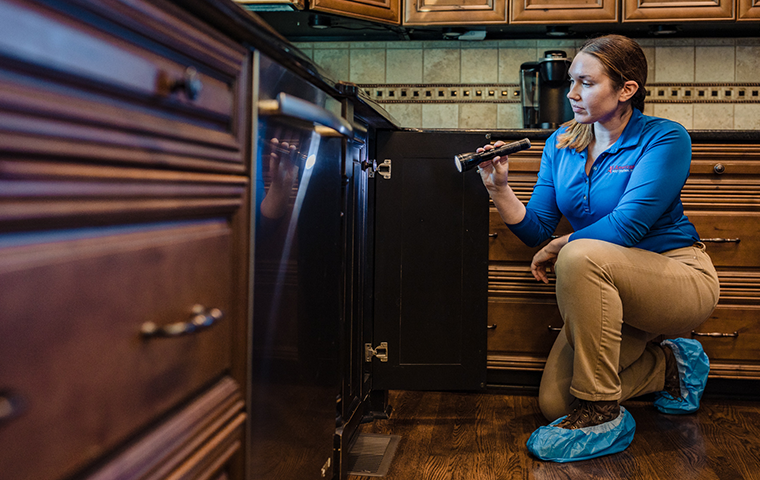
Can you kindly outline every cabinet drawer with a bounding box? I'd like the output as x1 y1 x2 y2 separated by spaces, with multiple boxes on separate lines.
688 212 760 268
0 220 233 480
0 0 248 173
489 208 573 262
672 305 760 379
86 376 245 480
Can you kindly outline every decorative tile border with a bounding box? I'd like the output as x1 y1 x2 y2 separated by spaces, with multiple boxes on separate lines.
359 83 760 104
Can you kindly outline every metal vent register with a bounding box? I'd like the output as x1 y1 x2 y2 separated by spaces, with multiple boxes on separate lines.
347 434 401 477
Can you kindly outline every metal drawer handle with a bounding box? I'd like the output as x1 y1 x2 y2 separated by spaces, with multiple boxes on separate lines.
488 233 498 238
169 66 203 101
548 326 562 332
713 163 725 174
0 391 25 424
259 92 354 139
700 238 741 243
141 304 223 338
487 324 497 330
691 330 738 338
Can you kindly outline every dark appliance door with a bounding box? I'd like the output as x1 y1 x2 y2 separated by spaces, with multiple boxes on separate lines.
250 53 352 480
368 130 489 391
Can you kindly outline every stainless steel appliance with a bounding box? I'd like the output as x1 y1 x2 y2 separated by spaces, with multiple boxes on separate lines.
520 51 573 129
250 51 354 480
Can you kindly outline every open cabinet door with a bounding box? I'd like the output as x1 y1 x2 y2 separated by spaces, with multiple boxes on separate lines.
369 130 490 391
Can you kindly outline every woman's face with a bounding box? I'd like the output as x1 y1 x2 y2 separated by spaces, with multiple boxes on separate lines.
566 52 626 125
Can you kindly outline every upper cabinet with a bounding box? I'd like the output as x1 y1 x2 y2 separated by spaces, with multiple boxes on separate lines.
311 0 401 24
738 0 760 19
623 0 734 21
511 0 618 23
405 0 507 25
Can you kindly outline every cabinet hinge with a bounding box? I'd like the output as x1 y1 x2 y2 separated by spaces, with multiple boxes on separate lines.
365 342 389 362
375 159 391 180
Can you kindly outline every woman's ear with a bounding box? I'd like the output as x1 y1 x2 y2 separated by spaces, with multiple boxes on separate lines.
619 80 639 103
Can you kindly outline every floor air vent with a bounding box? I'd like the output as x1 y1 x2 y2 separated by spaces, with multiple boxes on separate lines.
347 433 401 477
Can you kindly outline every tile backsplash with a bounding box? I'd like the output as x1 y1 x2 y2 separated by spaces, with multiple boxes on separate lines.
295 38 760 130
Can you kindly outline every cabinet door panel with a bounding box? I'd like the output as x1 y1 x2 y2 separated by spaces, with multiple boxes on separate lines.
405 0 507 25
311 0 401 24
511 0 618 23
739 0 760 19
623 0 734 21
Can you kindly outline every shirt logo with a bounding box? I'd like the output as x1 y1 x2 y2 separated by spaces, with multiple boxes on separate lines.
609 165 635 174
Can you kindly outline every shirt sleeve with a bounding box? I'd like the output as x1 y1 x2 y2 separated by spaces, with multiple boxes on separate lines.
570 122 691 247
507 133 564 248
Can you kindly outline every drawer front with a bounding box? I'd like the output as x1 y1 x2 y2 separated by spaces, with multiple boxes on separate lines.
688 212 760 268
0 221 233 480
670 305 760 379
0 0 248 173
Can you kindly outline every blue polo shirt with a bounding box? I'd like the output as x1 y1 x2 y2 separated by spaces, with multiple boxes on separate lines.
508 109 699 253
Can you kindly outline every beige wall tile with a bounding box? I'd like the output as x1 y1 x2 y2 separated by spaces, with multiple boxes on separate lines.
695 46 735 83
384 103 422 128
653 104 693 129
350 49 386 84
641 46 656 83
736 46 760 83
459 103 497 129
693 104 734 130
497 104 523 129
386 49 423 84
422 104 459 129
498 47 538 84
423 48 460 83
734 104 760 130
461 49 498 84
642 104 655 117
655 46 695 83
313 49 349 82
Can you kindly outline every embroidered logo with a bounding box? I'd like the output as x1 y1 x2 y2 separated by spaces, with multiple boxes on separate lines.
609 165 635 174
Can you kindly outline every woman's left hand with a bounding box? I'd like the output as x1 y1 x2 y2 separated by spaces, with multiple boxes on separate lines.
531 235 571 283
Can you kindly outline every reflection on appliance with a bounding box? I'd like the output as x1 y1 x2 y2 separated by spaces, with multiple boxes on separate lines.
251 53 348 479
520 51 573 129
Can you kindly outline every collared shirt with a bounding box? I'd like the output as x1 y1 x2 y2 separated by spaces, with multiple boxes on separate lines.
508 109 699 253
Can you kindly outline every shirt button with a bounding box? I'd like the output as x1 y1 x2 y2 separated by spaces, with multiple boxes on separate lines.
593 166 598 171
583 195 587 199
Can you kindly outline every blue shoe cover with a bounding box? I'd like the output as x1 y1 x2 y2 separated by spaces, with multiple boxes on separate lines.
526 406 636 463
654 338 710 414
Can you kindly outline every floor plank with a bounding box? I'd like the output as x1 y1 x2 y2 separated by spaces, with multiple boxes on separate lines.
349 391 760 480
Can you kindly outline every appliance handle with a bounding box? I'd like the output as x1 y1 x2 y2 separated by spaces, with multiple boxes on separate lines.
259 92 354 139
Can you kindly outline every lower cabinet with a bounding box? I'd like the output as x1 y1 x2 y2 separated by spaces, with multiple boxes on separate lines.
487 139 760 382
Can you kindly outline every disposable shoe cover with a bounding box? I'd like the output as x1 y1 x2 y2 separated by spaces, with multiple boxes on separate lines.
654 338 710 414
526 406 636 463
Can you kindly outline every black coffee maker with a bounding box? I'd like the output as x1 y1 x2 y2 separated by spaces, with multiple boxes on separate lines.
520 50 573 129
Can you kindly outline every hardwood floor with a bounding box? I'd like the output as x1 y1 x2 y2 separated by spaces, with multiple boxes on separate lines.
349 389 760 480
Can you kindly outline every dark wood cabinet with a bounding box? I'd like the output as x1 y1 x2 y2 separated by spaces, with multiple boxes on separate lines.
0 0 250 479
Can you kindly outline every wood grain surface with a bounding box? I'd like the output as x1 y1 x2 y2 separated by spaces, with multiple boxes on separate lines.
351 390 760 480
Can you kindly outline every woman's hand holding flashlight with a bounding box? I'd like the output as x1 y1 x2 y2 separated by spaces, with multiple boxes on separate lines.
477 141 511 197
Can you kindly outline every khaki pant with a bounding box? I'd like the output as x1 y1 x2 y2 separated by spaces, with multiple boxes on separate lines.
538 239 720 421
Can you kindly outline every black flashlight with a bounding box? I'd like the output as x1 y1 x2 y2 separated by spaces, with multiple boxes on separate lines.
455 138 532 172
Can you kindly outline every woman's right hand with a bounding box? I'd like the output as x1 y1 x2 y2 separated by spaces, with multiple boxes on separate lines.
477 141 510 195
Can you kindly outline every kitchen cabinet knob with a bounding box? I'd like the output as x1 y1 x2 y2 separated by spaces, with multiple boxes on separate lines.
0 391 25 424
361 159 378 173
713 163 725 174
141 304 222 338
169 66 203 100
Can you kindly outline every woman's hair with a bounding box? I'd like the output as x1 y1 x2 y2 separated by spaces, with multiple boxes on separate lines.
557 35 648 151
